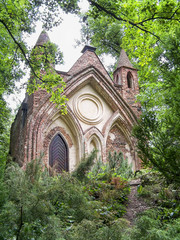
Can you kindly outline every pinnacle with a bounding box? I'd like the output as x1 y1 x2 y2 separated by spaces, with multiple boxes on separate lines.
35 30 50 46
116 49 133 69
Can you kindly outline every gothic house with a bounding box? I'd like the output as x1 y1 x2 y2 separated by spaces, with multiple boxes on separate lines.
10 32 141 172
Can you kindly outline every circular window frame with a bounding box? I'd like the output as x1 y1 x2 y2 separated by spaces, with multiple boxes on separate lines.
73 94 104 124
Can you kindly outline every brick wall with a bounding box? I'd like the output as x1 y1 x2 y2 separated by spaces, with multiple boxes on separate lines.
106 125 130 159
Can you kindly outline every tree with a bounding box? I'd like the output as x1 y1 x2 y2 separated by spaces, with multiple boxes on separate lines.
82 0 180 183
85 0 180 62
133 28 180 184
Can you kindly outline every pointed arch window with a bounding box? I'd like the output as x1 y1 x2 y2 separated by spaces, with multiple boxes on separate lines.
116 74 119 84
49 134 68 172
116 74 121 85
127 72 133 88
88 135 102 160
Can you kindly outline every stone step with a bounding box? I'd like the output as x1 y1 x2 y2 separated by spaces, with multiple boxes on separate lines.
129 179 141 186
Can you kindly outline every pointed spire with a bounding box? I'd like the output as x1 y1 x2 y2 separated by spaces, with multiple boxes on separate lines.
116 49 133 69
35 30 50 46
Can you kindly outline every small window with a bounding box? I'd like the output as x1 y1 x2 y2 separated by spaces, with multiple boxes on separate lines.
116 74 121 85
116 75 119 84
127 72 133 88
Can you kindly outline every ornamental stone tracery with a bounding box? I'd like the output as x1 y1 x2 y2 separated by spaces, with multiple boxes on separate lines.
73 93 104 125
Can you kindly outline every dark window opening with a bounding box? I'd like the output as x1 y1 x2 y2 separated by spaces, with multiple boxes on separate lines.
115 74 121 85
127 72 133 88
49 134 68 172
116 74 119 84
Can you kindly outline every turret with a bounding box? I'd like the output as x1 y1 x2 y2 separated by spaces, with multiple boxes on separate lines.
113 49 141 116
31 30 56 69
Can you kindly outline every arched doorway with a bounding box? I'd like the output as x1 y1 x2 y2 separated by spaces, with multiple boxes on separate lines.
49 134 68 172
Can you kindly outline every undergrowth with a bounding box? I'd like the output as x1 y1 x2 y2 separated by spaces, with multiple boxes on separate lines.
0 152 179 239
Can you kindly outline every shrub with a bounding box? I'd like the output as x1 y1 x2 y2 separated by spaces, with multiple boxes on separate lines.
65 218 129 240
0 158 99 239
88 151 133 181
126 210 180 240
71 150 97 181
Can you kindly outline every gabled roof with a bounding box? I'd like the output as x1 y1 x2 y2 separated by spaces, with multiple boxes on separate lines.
116 49 133 69
67 45 112 81
35 31 50 46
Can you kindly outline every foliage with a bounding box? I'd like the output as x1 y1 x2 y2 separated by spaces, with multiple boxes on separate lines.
28 40 68 114
125 210 180 240
72 150 97 182
0 98 11 179
0 156 179 240
0 152 133 240
132 27 180 184
88 151 133 181
137 170 180 221
126 170 180 240
79 151 131 222
0 157 96 239
65 218 129 240
0 0 79 101
0 159 60 239
78 15 123 57
85 0 180 64
133 110 180 184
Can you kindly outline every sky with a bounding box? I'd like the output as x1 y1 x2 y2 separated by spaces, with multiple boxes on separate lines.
27 0 90 72
7 0 115 112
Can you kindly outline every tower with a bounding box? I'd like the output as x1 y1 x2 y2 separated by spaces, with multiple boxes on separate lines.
113 50 141 117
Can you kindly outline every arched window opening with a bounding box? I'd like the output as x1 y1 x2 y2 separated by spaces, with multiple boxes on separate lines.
127 72 133 88
90 139 97 153
116 74 119 84
116 74 121 85
88 135 102 160
49 134 68 172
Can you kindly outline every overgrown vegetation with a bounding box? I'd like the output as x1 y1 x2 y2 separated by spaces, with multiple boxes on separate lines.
126 170 180 240
0 152 131 239
1 152 179 239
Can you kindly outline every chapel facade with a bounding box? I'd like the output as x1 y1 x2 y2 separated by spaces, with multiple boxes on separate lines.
10 32 141 172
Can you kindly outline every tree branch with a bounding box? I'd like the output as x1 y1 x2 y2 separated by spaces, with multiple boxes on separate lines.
138 8 180 25
88 0 173 42
0 20 42 80
0 20 60 84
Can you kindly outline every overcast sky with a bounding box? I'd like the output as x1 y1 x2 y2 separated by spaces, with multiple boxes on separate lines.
26 0 92 72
